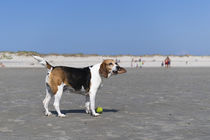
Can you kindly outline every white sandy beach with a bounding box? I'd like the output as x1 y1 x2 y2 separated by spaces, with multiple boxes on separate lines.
0 52 210 68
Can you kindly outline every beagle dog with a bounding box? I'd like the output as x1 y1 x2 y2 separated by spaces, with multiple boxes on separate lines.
33 56 126 117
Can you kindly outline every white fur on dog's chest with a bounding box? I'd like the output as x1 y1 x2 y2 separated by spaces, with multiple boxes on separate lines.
89 63 103 91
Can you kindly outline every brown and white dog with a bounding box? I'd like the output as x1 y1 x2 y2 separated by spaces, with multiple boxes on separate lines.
33 56 126 117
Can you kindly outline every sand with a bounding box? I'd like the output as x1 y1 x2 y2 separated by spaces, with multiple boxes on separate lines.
0 68 210 140
1 52 210 68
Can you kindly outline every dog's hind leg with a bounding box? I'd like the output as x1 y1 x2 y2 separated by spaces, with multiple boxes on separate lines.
85 95 91 114
43 85 53 116
53 83 66 117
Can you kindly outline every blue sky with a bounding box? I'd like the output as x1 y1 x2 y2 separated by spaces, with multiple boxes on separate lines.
0 0 210 55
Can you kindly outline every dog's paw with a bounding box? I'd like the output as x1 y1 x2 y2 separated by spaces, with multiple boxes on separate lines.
45 111 52 116
58 114 66 118
92 113 101 117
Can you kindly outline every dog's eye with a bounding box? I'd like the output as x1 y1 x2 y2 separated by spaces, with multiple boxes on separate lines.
108 63 113 66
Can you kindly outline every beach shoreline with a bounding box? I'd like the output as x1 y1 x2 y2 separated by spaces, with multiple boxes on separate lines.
0 52 210 68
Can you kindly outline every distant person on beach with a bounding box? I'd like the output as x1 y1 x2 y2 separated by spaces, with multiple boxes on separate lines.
161 61 164 67
135 60 138 68
131 58 135 68
165 56 171 68
139 58 143 68
186 61 188 65
115 58 120 63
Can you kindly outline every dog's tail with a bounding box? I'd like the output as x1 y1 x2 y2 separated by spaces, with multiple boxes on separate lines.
33 56 53 69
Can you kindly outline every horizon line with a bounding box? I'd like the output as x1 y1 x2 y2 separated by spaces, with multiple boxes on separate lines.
0 51 209 57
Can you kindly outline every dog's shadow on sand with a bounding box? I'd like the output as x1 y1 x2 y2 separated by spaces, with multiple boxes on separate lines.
50 109 119 115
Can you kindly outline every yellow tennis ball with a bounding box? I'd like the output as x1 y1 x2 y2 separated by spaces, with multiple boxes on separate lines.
96 107 103 113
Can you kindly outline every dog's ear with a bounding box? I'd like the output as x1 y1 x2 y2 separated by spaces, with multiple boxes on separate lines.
117 67 127 74
99 62 108 78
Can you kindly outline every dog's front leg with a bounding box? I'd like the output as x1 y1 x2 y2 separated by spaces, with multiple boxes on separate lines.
89 89 100 117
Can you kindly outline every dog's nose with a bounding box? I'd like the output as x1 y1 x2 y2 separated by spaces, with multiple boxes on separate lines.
116 66 120 70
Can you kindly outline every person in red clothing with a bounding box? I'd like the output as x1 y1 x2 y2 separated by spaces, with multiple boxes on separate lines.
164 56 171 68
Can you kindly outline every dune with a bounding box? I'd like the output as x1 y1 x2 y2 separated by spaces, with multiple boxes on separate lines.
0 52 210 68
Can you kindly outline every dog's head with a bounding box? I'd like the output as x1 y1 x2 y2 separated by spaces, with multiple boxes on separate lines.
99 59 127 78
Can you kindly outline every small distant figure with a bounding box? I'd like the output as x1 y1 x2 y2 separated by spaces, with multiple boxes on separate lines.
135 60 138 68
164 56 171 68
161 61 164 67
186 61 188 65
115 58 120 63
131 58 134 68
139 58 143 68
